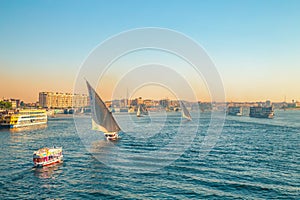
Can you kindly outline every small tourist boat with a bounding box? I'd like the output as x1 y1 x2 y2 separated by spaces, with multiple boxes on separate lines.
33 147 63 167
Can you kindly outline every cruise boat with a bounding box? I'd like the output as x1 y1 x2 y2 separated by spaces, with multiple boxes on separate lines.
33 147 63 167
10 109 47 129
0 114 11 128
249 106 274 119
227 106 243 116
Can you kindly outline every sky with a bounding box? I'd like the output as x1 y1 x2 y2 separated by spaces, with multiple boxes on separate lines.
0 0 299 102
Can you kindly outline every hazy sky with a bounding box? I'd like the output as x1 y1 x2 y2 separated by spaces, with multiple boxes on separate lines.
1 0 299 102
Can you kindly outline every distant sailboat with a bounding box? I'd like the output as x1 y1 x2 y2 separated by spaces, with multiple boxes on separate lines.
180 101 192 121
86 80 121 141
137 104 142 117
142 105 149 115
136 104 148 117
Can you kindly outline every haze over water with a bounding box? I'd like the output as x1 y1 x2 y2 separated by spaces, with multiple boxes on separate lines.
0 110 299 199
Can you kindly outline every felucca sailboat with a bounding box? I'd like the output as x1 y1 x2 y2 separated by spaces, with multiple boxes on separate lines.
86 80 121 141
136 104 149 117
180 101 192 121
136 105 142 117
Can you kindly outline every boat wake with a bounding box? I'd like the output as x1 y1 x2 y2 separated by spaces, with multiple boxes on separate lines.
4 167 34 182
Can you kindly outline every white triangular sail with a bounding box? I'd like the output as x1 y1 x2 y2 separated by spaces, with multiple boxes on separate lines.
137 105 141 117
91 119 108 132
180 101 192 121
86 80 121 133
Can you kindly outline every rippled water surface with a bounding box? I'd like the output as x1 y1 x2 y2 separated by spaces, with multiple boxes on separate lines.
0 110 299 199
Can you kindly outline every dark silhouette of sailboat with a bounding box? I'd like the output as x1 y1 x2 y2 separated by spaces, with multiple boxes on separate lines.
136 104 148 117
180 101 192 121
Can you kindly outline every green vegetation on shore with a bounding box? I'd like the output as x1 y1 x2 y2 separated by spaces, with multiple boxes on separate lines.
0 101 12 109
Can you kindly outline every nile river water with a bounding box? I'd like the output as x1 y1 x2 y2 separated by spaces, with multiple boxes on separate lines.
0 110 299 199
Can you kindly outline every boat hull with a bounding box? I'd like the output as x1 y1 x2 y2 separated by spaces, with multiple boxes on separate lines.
33 147 63 167
10 121 47 128
105 132 119 141
34 156 63 168
249 106 274 119
249 114 274 119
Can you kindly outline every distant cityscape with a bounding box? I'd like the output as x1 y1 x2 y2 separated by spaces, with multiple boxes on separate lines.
1 91 299 113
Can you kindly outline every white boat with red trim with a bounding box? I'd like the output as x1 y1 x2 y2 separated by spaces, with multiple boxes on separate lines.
33 147 63 167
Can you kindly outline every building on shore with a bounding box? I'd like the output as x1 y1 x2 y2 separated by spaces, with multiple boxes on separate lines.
1 98 21 109
39 92 88 109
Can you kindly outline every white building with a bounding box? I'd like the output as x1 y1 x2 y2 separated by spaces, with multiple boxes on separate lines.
39 92 88 108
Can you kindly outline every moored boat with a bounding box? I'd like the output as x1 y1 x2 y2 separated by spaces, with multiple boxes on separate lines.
33 147 63 167
0 114 11 128
10 109 47 129
249 106 274 119
227 106 243 116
